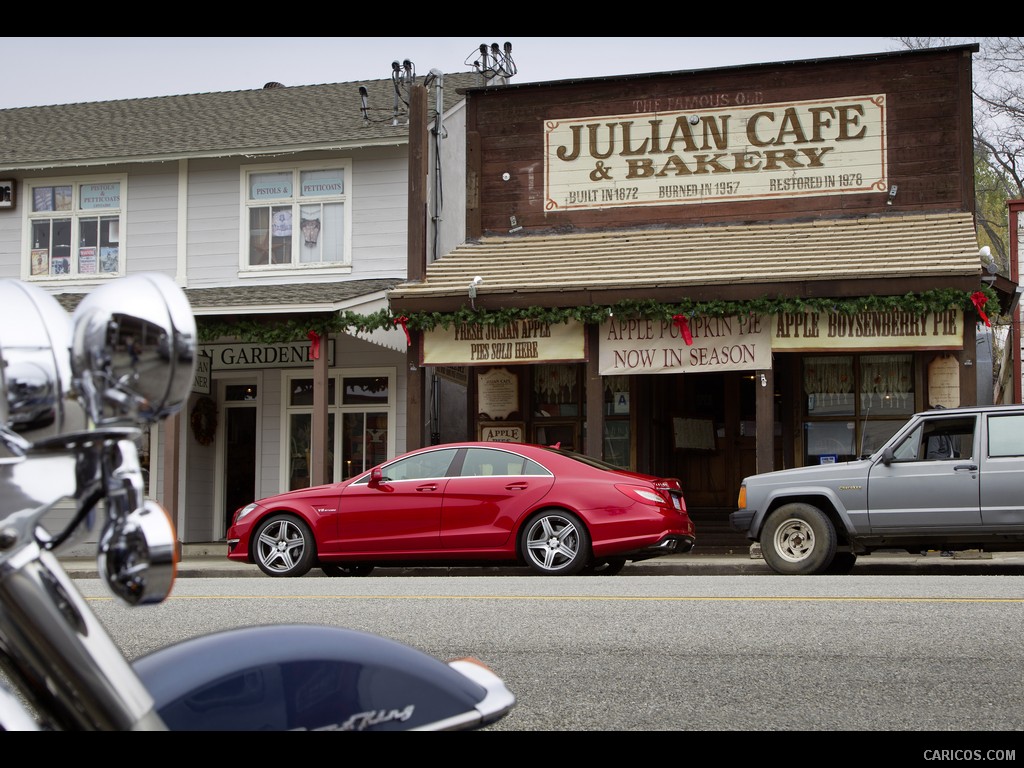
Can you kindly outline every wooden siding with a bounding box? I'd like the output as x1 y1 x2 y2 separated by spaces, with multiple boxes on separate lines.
465 48 975 238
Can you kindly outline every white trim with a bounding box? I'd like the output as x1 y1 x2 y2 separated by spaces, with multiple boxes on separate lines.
281 367 396 489
238 158 353 273
176 159 188 285
20 172 128 283
214 371 263 541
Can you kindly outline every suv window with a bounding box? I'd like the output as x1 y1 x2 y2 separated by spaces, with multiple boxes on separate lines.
890 416 976 462
988 414 1024 457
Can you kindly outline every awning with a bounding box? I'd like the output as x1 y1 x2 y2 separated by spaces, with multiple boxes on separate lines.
388 213 988 313
54 278 409 353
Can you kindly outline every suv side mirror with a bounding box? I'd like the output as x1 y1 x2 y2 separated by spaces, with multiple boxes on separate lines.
881 446 895 466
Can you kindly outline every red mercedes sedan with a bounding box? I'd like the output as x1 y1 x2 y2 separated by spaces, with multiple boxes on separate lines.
226 441 695 577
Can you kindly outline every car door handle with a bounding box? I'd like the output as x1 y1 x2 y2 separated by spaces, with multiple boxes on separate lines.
416 484 438 492
953 464 978 472
505 483 528 491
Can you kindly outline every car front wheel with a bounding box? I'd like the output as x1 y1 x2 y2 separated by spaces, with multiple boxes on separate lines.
520 510 591 575
761 503 837 575
253 514 315 577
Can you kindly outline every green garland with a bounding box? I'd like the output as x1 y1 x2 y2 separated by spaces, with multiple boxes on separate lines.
197 287 1001 344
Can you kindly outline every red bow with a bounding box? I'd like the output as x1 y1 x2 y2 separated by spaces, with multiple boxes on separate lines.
672 314 693 345
394 316 411 346
307 330 321 360
970 291 991 327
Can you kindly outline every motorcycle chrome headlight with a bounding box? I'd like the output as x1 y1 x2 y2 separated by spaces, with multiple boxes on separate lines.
71 273 196 426
0 280 85 442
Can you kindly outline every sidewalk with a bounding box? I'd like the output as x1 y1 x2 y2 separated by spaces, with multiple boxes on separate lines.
58 545 1024 579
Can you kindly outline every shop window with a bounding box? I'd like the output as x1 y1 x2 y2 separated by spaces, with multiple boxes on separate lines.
284 371 393 489
602 375 631 467
533 363 579 418
243 162 351 272
25 176 126 280
802 353 914 464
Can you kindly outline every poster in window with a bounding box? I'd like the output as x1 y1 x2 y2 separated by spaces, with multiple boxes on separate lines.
100 247 119 273
79 247 97 274
54 186 73 211
50 256 70 275
271 209 292 237
0 181 14 208
30 249 48 276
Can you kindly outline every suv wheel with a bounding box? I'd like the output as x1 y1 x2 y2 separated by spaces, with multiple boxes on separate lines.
761 503 837 575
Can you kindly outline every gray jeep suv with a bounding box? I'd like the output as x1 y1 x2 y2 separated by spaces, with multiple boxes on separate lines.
731 404 1024 575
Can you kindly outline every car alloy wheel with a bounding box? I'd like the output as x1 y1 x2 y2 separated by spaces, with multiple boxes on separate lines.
253 514 315 577
520 510 591 575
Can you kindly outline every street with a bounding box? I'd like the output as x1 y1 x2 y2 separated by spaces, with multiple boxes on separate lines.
75 572 1024 738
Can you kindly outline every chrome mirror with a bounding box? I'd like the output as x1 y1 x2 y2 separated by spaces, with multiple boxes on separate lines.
71 273 196 426
0 280 84 442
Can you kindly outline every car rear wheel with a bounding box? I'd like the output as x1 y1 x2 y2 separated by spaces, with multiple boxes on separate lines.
520 510 591 575
321 564 375 577
583 557 627 575
253 514 315 577
761 503 837 575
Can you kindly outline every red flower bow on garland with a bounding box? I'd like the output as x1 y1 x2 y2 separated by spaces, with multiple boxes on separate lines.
307 330 321 360
672 314 694 345
970 291 991 327
394 316 411 346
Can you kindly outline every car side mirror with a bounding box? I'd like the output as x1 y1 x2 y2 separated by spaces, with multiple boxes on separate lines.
370 467 383 485
881 446 894 466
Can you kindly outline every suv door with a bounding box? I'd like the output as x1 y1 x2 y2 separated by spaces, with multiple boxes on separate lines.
866 414 981 530
980 411 1024 526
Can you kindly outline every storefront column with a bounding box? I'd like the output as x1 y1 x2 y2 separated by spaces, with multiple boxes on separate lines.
585 323 603 459
756 367 774 474
311 332 329 486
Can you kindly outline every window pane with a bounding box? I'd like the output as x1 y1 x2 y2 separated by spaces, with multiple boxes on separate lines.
299 204 322 263
79 182 120 210
804 356 854 416
321 202 343 263
300 168 344 197
270 206 292 264
225 385 257 401
289 413 311 490
989 414 1024 457
250 172 292 200
804 421 856 464
343 376 389 404
249 207 270 265
860 354 913 415
50 219 71 275
289 379 335 406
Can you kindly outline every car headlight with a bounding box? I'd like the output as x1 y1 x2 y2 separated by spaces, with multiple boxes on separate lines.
235 503 259 523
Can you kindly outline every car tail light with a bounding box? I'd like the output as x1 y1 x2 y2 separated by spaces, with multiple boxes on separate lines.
615 484 673 507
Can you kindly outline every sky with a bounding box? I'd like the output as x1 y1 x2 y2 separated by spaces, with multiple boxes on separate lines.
0 37 905 110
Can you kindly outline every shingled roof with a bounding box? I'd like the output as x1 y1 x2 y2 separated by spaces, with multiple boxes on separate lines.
387 213 989 313
0 72 484 170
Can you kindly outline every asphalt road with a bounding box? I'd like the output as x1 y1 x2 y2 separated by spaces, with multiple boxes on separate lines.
74 570 1024 737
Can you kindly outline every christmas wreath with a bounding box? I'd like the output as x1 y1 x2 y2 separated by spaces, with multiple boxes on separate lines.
190 396 218 446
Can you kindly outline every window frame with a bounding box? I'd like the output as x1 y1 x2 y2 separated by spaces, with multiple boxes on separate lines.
239 160 353 277
22 174 128 282
281 367 395 489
